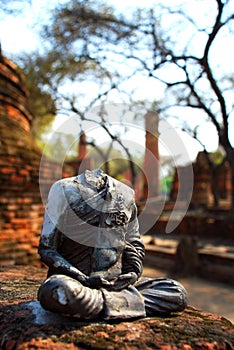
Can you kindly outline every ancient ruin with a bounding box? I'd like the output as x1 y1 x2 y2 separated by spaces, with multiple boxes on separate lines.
0 55 233 349
0 55 72 264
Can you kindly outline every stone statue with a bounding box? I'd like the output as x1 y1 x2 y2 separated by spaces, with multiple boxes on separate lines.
38 169 187 319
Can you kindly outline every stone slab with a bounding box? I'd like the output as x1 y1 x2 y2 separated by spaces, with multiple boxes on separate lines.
0 266 233 349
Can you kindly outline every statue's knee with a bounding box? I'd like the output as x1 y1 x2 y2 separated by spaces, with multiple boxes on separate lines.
159 278 188 312
169 279 188 311
38 274 80 314
141 277 188 316
38 274 104 318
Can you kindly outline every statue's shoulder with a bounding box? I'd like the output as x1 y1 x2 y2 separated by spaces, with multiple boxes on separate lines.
59 176 78 187
110 176 135 205
50 176 79 191
48 176 83 205
112 178 134 194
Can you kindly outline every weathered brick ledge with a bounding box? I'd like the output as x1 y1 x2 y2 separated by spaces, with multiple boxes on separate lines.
0 266 233 350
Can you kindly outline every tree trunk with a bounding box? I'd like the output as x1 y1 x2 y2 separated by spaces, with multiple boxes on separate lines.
230 163 234 216
129 160 137 187
211 167 220 207
226 148 234 216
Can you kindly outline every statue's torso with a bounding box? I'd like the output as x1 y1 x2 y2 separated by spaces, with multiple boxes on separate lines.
46 171 135 280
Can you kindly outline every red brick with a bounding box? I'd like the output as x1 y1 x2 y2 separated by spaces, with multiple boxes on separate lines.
2 211 15 219
7 205 18 211
0 167 16 174
19 169 30 176
10 175 24 183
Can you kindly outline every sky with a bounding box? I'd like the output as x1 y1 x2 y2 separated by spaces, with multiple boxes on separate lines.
0 0 233 165
0 0 157 54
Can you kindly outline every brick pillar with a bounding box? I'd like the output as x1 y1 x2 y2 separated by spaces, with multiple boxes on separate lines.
0 55 74 265
142 111 160 199
77 131 93 173
78 131 88 161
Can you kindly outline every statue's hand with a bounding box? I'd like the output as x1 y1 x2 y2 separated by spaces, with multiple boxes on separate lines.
85 275 111 289
75 274 88 284
109 272 138 291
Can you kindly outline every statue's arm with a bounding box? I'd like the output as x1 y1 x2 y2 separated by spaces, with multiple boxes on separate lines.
38 239 87 283
110 203 145 291
122 203 145 278
38 181 87 283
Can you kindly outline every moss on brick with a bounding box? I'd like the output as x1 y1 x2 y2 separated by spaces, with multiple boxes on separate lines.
0 266 233 350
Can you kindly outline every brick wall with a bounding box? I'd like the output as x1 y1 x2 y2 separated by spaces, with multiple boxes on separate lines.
170 152 231 208
0 55 72 265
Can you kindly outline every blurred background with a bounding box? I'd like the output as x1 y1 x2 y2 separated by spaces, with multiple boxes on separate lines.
0 0 233 323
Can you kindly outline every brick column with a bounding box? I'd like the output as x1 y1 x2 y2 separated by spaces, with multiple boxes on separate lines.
77 131 93 173
0 55 73 265
142 111 160 199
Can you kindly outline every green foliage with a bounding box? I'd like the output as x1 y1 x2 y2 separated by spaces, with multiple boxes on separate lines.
40 132 77 161
209 149 225 166
89 147 127 169
89 145 143 179
43 0 133 49
160 176 173 196
35 0 134 92
11 0 135 144
15 54 56 141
